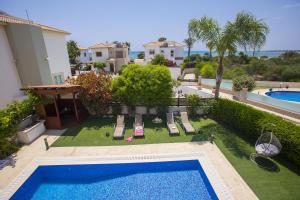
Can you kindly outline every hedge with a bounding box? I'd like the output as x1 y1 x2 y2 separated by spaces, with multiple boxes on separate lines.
213 98 300 166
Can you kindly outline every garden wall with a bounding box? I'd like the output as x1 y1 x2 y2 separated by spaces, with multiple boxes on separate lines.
213 98 300 166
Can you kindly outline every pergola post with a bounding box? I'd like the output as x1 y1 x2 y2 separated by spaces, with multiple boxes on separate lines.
73 92 79 121
53 94 61 122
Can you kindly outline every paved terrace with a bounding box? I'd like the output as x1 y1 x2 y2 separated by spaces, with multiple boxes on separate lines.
0 130 257 200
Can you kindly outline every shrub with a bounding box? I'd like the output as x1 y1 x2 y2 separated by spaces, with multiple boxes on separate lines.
223 67 246 79
281 66 300 82
186 94 202 115
233 75 255 91
201 63 215 78
246 58 267 75
68 72 112 115
0 98 35 159
93 62 106 71
213 99 300 166
137 52 145 59
151 54 167 66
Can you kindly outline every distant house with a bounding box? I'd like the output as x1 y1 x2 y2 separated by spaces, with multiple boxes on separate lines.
77 42 129 73
143 41 185 66
0 12 71 108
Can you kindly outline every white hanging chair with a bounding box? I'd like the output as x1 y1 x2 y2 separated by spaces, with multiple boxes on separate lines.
251 123 282 161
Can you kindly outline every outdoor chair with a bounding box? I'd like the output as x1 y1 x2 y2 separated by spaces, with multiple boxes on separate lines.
250 123 282 166
113 115 125 139
180 112 195 134
166 113 179 135
133 114 144 137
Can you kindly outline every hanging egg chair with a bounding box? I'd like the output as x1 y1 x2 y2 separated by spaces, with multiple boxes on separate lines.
250 123 282 161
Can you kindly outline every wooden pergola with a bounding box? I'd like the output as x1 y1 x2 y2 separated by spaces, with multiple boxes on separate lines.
23 84 85 129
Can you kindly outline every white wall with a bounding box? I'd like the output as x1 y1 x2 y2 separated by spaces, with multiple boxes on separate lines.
90 48 109 62
0 25 25 109
144 45 184 66
42 30 71 82
78 49 90 63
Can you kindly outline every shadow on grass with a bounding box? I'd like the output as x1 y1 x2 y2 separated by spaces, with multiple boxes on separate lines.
59 117 114 137
254 157 280 172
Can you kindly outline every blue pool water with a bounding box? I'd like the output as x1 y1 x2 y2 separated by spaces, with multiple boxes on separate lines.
11 160 218 200
265 91 300 102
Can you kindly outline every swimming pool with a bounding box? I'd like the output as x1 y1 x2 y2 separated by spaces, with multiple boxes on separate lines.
265 91 300 102
10 160 218 200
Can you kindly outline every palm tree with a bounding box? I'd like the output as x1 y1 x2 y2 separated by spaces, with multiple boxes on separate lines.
250 20 269 56
206 41 214 59
183 36 195 61
188 12 267 98
234 12 269 56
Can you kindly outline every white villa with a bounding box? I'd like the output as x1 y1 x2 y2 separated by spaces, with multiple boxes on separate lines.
143 41 185 66
77 42 129 73
0 12 71 109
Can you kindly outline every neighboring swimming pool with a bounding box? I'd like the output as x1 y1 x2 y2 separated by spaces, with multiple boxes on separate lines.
10 160 218 200
265 91 300 103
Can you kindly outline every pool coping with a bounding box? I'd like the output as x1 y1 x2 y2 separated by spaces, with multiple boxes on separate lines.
0 152 233 200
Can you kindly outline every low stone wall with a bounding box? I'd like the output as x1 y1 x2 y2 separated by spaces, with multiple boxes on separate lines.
256 81 300 88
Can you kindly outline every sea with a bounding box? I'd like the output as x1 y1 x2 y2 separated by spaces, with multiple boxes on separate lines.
129 50 297 60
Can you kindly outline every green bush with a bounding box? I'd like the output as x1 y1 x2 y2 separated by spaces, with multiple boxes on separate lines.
223 67 246 79
0 98 34 159
201 63 215 78
93 62 106 71
186 94 202 115
233 75 255 91
213 99 300 166
151 54 167 66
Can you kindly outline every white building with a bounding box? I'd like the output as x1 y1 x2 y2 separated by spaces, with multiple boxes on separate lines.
77 42 129 73
0 12 71 108
144 41 185 66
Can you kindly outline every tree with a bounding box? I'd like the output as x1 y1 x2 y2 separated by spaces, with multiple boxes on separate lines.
249 18 269 56
234 12 269 56
151 54 167 66
188 12 268 98
183 36 196 61
206 41 214 59
158 37 167 42
137 52 145 59
67 72 112 115
67 40 80 65
112 64 173 106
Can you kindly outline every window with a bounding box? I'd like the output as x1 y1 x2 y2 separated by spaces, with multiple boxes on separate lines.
96 51 102 57
84 52 87 57
170 50 174 57
160 50 164 53
53 73 64 85
116 51 124 58
149 49 155 55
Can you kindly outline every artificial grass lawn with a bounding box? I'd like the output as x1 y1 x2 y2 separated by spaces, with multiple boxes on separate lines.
52 116 300 200
52 116 216 147
214 125 300 200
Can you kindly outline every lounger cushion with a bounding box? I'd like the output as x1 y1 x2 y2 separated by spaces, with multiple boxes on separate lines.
134 126 144 136
167 124 179 134
182 122 195 133
113 125 125 138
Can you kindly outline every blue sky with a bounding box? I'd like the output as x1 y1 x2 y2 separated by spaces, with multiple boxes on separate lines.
1 0 300 51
